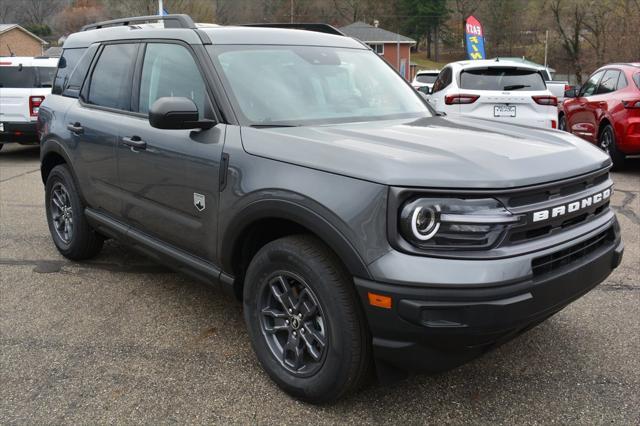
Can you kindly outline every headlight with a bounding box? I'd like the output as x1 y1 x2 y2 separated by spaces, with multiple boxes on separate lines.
399 197 521 250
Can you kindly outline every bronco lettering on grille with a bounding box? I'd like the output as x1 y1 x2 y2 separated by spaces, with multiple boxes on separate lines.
531 187 612 222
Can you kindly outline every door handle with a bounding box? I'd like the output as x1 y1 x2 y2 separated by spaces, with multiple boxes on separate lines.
67 122 84 134
121 136 147 151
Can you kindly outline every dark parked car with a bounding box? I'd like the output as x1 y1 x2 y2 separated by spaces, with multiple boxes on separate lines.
39 15 623 403
560 63 640 168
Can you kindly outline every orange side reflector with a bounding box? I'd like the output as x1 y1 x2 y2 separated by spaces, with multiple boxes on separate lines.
368 292 392 309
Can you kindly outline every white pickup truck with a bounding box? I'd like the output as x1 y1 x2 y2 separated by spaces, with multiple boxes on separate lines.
0 56 58 151
539 68 571 104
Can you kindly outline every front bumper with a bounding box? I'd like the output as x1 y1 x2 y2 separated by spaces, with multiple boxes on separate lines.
355 218 623 373
0 121 39 143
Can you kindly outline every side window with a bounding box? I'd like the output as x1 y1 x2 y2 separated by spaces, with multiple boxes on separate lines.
138 43 209 119
52 48 86 95
595 70 620 95
634 73 640 89
62 45 98 98
579 71 604 97
616 72 628 90
432 67 451 93
87 43 138 110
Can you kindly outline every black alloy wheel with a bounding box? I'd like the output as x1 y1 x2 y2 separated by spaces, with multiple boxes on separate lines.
259 272 328 376
49 182 74 244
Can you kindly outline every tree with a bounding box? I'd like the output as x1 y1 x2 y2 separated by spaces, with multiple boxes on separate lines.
550 0 586 84
399 0 449 60
54 0 106 35
20 0 63 26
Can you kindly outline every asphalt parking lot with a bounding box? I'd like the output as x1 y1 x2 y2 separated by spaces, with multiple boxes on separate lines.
0 143 638 424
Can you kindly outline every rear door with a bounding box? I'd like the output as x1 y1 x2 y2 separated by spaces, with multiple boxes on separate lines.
66 42 140 218
456 67 552 127
115 41 225 262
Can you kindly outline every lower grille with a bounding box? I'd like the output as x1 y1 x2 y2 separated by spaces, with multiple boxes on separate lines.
531 228 614 276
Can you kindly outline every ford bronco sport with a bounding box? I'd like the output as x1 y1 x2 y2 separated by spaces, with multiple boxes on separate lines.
38 15 624 403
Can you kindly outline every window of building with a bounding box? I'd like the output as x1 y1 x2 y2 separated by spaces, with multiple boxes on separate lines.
368 44 384 55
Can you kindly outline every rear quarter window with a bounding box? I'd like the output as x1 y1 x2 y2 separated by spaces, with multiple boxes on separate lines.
460 68 547 91
52 48 87 94
634 73 640 89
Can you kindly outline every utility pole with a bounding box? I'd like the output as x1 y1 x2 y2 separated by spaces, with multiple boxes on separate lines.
544 30 549 68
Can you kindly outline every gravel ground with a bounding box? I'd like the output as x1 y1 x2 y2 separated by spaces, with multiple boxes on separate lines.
1 144 638 424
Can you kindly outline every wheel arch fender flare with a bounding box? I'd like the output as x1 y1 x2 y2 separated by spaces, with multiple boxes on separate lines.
40 138 86 203
219 198 372 280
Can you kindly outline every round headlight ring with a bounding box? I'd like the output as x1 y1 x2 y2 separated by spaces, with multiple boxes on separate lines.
411 205 441 241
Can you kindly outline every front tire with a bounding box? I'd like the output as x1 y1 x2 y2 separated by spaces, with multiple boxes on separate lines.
599 124 625 170
45 164 103 260
243 235 371 403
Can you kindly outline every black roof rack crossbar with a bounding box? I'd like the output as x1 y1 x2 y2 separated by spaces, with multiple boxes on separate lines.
242 23 345 36
81 14 196 31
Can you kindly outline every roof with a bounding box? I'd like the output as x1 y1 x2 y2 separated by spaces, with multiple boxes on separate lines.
0 24 48 45
44 46 63 57
339 21 415 44
64 24 363 49
449 59 549 71
491 57 555 73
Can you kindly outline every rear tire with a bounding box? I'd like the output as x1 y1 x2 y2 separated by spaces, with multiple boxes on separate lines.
599 124 625 170
45 164 103 260
243 235 371 403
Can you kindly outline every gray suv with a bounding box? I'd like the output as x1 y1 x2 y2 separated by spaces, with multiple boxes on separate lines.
38 15 624 403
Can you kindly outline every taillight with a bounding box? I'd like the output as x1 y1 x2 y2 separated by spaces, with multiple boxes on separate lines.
622 99 640 109
444 94 479 105
551 120 557 129
532 95 558 106
29 96 44 117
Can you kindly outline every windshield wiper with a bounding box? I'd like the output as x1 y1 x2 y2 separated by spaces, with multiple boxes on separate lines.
503 84 530 91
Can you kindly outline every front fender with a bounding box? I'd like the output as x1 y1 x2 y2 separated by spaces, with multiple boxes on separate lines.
219 197 374 280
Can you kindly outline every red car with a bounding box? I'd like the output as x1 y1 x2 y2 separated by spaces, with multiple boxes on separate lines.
559 63 640 168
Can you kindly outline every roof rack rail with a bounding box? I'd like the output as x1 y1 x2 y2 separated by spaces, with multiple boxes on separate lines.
242 23 345 36
81 14 196 31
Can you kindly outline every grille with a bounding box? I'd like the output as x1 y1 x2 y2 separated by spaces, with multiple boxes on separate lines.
531 228 614 276
497 170 612 246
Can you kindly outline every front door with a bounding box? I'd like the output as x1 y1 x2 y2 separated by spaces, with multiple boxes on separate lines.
116 42 225 262
567 70 604 142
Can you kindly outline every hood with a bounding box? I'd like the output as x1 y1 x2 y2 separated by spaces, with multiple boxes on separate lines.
240 116 610 189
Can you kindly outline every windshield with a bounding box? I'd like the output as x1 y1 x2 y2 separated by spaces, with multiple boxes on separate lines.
416 74 438 84
460 68 547 91
208 45 431 126
0 66 56 88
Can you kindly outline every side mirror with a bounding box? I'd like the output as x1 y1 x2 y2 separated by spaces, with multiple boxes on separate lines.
149 97 215 130
564 88 577 98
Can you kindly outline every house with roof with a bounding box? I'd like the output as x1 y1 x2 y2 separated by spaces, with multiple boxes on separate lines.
0 24 48 57
340 21 416 80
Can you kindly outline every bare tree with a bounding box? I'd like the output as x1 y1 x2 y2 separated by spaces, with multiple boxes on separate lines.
550 0 586 83
19 0 63 25
582 0 613 65
0 0 17 23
